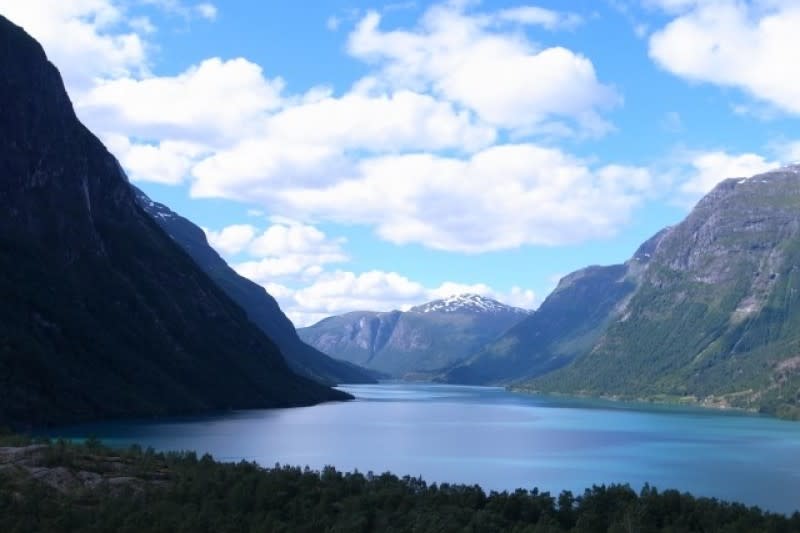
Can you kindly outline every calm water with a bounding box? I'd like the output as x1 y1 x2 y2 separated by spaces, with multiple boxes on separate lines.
48 383 800 513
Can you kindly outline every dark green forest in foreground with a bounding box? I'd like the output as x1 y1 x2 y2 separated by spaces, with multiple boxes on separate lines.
1 435 798 533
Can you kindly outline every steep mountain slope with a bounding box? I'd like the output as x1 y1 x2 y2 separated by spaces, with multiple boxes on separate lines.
298 295 529 377
524 167 800 418
443 266 637 384
132 188 377 385
0 16 349 428
443 230 668 385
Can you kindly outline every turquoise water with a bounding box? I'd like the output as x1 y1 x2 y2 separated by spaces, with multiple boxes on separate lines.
48 383 800 514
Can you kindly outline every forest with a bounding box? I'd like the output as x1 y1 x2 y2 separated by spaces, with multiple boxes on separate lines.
1 434 798 532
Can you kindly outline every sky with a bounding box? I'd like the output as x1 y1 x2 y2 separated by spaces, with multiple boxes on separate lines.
3 0 800 326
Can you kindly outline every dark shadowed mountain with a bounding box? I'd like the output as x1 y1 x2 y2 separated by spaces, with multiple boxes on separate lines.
298 294 530 377
132 188 377 386
0 15 349 428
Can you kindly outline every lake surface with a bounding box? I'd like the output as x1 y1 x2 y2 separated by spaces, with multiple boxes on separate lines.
48 383 800 514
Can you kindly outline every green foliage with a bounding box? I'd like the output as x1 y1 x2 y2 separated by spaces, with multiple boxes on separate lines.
1 439 798 532
446 265 635 385
521 176 800 419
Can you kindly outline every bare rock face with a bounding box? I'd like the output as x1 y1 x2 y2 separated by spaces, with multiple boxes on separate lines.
0 445 161 495
0 15 348 428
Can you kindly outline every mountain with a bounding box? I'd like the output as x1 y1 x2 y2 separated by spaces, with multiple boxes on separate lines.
453 165 800 418
298 295 529 377
132 187 377 386
0 15 349 428
443 265 639 384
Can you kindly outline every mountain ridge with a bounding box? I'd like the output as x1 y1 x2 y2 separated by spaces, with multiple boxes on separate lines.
410 294 530 315
132 186 378 386
0 15 348 428
298 294 529 377
450 164 800 419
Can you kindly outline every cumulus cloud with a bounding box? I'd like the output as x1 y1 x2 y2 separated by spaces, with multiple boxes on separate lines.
668 150 779 204
204 224 258 255
202 221 349 282
103 134 209 185
0 0 148 92
11 0 645 253
281 270 537 326
78 57 285 143
348 4 617 134
200 220 538 325
649 0 800 115
195 144 652 252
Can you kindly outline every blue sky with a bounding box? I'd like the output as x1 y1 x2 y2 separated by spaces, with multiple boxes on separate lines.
5 0 800 325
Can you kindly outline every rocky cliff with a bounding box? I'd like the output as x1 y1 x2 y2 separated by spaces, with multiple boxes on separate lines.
0 15 348 428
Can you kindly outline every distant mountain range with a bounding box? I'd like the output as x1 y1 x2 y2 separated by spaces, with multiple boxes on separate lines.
446 166 800 419
0 16 348 428
306 166 800 419
2 12 799 426
132 187 377 386
298 294 530 377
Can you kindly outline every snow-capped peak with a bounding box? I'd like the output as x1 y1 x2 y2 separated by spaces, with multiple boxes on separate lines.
410 294 529 314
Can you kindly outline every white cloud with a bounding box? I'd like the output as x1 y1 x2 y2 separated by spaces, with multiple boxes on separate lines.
233 223 349 282
348 4 617 134
200 222 541 324
269 270 537 327
492 6 583 30
264 89 495 153
201 144 651 253
674 150 778 202
649 0 800 115
0 0 148 92
248 223 345 257
103 134 208 184
195 3 217 20
11 0 640 254
129 16 157 34
142 0 218 21
204 224 257 255
78 58 285 144
201 221 349 282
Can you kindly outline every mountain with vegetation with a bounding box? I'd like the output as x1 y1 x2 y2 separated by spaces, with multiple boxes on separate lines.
450 166 800 418
298 294 530 377
525 166 800 418
0 15 349 429
132 187 377 386
444 264 640 385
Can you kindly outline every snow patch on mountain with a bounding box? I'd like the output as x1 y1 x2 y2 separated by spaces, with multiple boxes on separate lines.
410 294 529 314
